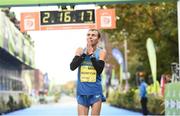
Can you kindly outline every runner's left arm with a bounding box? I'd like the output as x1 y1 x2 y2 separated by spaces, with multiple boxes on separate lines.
91 50 106 75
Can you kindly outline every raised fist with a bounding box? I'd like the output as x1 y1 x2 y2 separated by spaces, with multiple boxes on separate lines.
75 47 83 56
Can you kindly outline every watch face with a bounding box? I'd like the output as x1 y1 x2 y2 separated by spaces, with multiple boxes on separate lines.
40 9 95 25
90 54 95 58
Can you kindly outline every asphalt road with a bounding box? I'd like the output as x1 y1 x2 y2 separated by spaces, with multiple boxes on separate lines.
5 95 142 116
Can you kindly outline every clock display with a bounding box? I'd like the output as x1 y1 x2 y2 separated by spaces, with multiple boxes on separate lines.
40 9 95 25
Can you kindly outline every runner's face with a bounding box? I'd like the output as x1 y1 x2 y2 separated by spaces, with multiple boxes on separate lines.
86 30 99 46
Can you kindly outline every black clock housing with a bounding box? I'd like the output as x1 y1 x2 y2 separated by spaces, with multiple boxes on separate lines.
40 9 95 25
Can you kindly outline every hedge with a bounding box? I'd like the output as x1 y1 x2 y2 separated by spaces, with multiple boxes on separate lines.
107 89 164 115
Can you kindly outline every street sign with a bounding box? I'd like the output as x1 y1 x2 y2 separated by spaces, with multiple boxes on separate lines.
20 9 116 32
96 9 116 29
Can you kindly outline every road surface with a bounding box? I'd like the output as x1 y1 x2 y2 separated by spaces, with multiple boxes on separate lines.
5 95 142 116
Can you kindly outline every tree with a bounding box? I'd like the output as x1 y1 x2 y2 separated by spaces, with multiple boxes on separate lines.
103 1 178 83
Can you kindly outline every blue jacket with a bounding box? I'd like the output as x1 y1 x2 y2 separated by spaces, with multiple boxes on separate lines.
139 81 147 98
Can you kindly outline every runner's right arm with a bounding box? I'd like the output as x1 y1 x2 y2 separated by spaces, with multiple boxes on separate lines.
70 48 85 71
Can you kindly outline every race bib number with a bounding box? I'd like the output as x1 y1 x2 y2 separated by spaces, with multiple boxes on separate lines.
80 65 97 82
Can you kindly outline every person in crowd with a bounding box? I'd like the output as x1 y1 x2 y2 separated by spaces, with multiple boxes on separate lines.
139 72 148 115
160 74 166 96
165 74 171 83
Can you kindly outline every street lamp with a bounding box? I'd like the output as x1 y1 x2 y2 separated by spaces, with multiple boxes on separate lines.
121 29 129 91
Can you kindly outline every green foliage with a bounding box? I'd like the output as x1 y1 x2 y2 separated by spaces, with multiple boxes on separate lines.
7 95 17 111
108 89 141 111
19 93 32 108
54 92 61 103
147 95 165 114
124 90 136 108
0 93 31 114
108 89 164 114
0 97 9 114
103 2 178 82
107 90 121 106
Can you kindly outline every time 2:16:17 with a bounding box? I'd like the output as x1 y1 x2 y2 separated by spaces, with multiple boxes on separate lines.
40 9 95 25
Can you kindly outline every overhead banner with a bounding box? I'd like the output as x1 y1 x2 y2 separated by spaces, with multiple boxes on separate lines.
0 0 177 6
20 9 116 32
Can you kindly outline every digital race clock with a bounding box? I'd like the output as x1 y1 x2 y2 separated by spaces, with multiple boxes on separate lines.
40 9 95 25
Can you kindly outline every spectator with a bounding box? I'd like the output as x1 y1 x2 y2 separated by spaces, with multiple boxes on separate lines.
139 72 148 115
160 74 166 96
